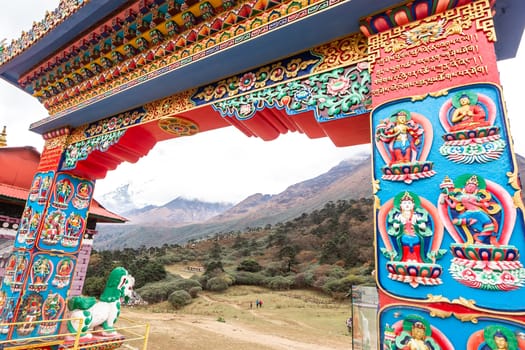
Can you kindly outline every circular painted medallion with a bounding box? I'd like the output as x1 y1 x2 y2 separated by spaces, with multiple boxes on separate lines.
158 117 199 136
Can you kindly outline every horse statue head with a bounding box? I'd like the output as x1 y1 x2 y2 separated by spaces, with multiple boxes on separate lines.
66 267 135 338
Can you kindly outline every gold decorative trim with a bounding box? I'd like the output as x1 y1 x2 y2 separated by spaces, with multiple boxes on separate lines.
43 134 69 150
368 0 495 71
311 33 368 73
453 313 479 323
507 170 521 191
429 89 449 98
411 88 450 101
411 94 428 102
452 296 476 309
429 308 452 319
68 126 89 144
426 294 451 303
372 179 380 195
512 191 525 212
144 90 197 120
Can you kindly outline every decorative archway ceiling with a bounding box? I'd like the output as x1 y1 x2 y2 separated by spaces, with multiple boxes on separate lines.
0 0 516 136
59 33 371 179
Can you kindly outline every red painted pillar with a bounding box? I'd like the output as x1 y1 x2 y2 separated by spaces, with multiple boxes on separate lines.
0 128 96 342
364 0 525 348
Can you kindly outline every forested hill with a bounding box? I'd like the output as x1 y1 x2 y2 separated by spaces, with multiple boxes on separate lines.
85 198 375 298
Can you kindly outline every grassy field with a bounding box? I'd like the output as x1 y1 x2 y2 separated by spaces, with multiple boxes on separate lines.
119 285 353 350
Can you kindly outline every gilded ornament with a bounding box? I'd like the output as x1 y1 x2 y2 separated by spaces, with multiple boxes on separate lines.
428 89 449 98
452 297 476 308
453 313 479 323
312 34 368 72
507 170 521 191
425 294 451 303
512 192 525 212
372 179 380 195
428 308 452 319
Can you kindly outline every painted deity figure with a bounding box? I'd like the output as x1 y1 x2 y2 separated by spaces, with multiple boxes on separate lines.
14 255 28 283
63 213 84 247
72 182 92 209
41 210 66 244
389 316 441 350
17 207 32 238
0 298 15 334
53 179 73 209
52 258 74 288
438 87 504 164
16 293 44 336
438 174 524 290
30 257 52 290
450 91 489 132
29 176 42 201
467 325 523 350
375 109 435 184
386 192 433 263
38 175 52 204
27 212 41 243
440 175 500 245
377 110 423 166
380 191 445 288
39 293 65 335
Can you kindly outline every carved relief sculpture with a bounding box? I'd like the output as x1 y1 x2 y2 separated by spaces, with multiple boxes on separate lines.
439 90 505 164
467 325 525 350
375 110 435 184
378 191 446 288
438 174 525 290
383 314 452 350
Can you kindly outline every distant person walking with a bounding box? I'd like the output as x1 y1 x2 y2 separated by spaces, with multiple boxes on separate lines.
255 299 260 308
259 299 263 308
250 301 253 309
346 316 353 334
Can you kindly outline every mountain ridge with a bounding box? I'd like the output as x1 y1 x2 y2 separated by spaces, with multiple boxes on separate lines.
94 155 372 249
94 154 525 250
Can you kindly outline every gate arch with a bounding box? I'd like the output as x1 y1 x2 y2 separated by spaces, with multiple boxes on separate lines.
0 0 524 348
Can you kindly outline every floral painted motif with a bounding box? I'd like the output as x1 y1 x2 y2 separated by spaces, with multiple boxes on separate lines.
194 56 320 103
62 129 126 170
84 110 145 137
212 64 371 122
378 191 446 288
438 174 525 290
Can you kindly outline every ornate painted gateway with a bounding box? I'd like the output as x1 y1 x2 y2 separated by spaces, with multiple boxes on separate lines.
0 0 524 348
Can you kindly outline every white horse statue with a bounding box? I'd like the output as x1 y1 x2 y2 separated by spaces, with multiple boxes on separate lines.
66 267 135 338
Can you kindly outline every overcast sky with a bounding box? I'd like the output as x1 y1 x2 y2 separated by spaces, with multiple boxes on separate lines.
0 1 523 206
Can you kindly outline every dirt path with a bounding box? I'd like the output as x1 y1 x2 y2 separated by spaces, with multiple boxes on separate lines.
122 310 349 350
120 290 352 350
